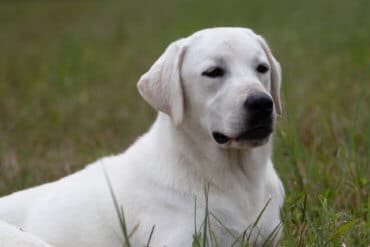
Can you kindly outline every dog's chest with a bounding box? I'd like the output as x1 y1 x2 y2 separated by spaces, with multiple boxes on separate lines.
134 182 271 244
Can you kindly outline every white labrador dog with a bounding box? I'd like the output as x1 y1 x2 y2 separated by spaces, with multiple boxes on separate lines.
0 27 285 246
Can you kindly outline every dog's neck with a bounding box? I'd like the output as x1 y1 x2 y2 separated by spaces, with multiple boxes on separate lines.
149 113 272 192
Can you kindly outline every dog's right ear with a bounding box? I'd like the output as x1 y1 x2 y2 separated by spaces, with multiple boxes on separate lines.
137 38 188 127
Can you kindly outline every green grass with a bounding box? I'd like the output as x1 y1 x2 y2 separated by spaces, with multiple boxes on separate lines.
0 0 369 245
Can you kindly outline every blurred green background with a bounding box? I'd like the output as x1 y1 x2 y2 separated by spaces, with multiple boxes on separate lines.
0 0 369 245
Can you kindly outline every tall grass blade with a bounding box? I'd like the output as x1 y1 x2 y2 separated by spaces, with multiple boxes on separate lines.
246 198 271 242
102 163 131 247
194 196 198 235
231 227 251 247
202 184 210 247
145 225 156 247
210 212 238 239
261 222 282 247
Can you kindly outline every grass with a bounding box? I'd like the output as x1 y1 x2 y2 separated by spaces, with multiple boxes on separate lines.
0 0 369 245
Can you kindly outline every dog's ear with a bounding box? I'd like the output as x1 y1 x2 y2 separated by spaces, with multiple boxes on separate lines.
256 35 283 115
137 38 188 126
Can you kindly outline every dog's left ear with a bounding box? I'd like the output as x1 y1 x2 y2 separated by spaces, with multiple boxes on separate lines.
256 35 283 115
137 38 188 127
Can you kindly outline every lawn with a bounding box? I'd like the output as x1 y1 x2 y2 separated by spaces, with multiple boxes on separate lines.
0 0 369 245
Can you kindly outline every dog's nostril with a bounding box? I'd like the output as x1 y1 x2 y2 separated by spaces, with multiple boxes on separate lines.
244 94 273 113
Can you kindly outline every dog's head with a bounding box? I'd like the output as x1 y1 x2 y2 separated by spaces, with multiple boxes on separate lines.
138 27 282 149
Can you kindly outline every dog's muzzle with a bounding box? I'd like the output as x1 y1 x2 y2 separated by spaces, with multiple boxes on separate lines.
212 94 274 145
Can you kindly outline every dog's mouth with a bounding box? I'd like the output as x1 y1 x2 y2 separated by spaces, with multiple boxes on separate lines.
212 126 273 145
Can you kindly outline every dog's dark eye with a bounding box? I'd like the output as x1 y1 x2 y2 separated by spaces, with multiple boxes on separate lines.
256 64 269 74
202 67 225 78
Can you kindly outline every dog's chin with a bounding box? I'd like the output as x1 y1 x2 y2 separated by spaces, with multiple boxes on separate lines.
212 127 273 149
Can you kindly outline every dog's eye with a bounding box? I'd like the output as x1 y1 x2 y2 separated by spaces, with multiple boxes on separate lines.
202 67 225 78
256 64 269 74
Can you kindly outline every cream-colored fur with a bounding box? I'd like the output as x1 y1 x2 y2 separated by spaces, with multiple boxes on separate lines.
0 27 285 246
0 220 52 247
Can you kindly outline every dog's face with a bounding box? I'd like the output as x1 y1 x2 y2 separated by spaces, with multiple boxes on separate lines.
138 27 282 149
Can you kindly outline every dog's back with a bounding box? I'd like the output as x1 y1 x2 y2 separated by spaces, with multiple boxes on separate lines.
0 183 51 227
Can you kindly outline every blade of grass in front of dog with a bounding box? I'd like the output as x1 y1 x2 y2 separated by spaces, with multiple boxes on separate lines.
194 196 198 235
225 198 272 246
210 230 221 247
192 234 202 247
231 227 251 247
102 164 131 247
239 230 247 247
269 223 282 246
202 184 210 247
252 198 271 229
210 212 238 239
128 222 139 239
207 208 216 246
261 222 282 247
194 220 206 246
246 198 271 244
119 206 133 247
192 196 203 247
145 225 156 247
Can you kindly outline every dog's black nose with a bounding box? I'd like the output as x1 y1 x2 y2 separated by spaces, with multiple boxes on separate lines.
243 94 273 113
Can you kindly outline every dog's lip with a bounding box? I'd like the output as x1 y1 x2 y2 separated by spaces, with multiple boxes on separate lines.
235 126 273 141
212 126 272 144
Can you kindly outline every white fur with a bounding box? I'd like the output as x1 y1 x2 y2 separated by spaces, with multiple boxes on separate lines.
0 27 284 246
0 220 52 247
